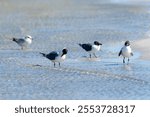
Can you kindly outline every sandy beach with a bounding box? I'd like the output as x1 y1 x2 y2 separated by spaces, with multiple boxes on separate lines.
0 0 150 99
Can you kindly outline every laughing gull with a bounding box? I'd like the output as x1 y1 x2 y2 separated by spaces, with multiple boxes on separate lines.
79 41 102 58
40 48 68 67
12 35 32 50
118 40 133 63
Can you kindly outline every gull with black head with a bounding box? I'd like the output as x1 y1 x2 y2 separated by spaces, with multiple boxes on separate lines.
79 41 102 58
118 40 133 63
40 48 68 67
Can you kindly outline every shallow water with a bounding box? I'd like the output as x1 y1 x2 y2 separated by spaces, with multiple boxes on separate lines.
0 0 150 99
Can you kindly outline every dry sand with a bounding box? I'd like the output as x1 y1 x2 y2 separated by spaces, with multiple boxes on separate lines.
133 38 150 60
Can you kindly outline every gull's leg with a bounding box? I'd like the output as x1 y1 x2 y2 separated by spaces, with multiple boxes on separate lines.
21 46 24 50
93 53 97 58
89 54 92 58
128 58 130 63
123 57 125 63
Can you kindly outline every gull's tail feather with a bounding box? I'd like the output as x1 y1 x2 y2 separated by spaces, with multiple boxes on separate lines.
12 38 17 42
40 52 46 57
79 43 82 47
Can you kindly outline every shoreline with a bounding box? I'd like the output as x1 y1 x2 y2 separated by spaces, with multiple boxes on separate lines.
133 38 150 60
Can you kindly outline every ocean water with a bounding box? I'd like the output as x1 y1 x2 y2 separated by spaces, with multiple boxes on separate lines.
0 0 150 99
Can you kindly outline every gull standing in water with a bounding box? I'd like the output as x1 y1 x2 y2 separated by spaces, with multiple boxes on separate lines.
79 41 102 58
40 48 68 67
118 40 133 63
12 35 33 50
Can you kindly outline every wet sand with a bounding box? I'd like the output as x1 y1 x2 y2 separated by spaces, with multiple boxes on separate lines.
133 39 150 60
0 0 150 99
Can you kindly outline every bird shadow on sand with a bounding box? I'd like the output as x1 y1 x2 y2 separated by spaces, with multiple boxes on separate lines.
78 56 101 62
104 63 120 66
0 48 33 52
29 64 66 70
103 61 133 71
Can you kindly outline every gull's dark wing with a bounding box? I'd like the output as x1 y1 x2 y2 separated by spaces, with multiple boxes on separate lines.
46 51 59 60
80 43 92 51
118 49 122 56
